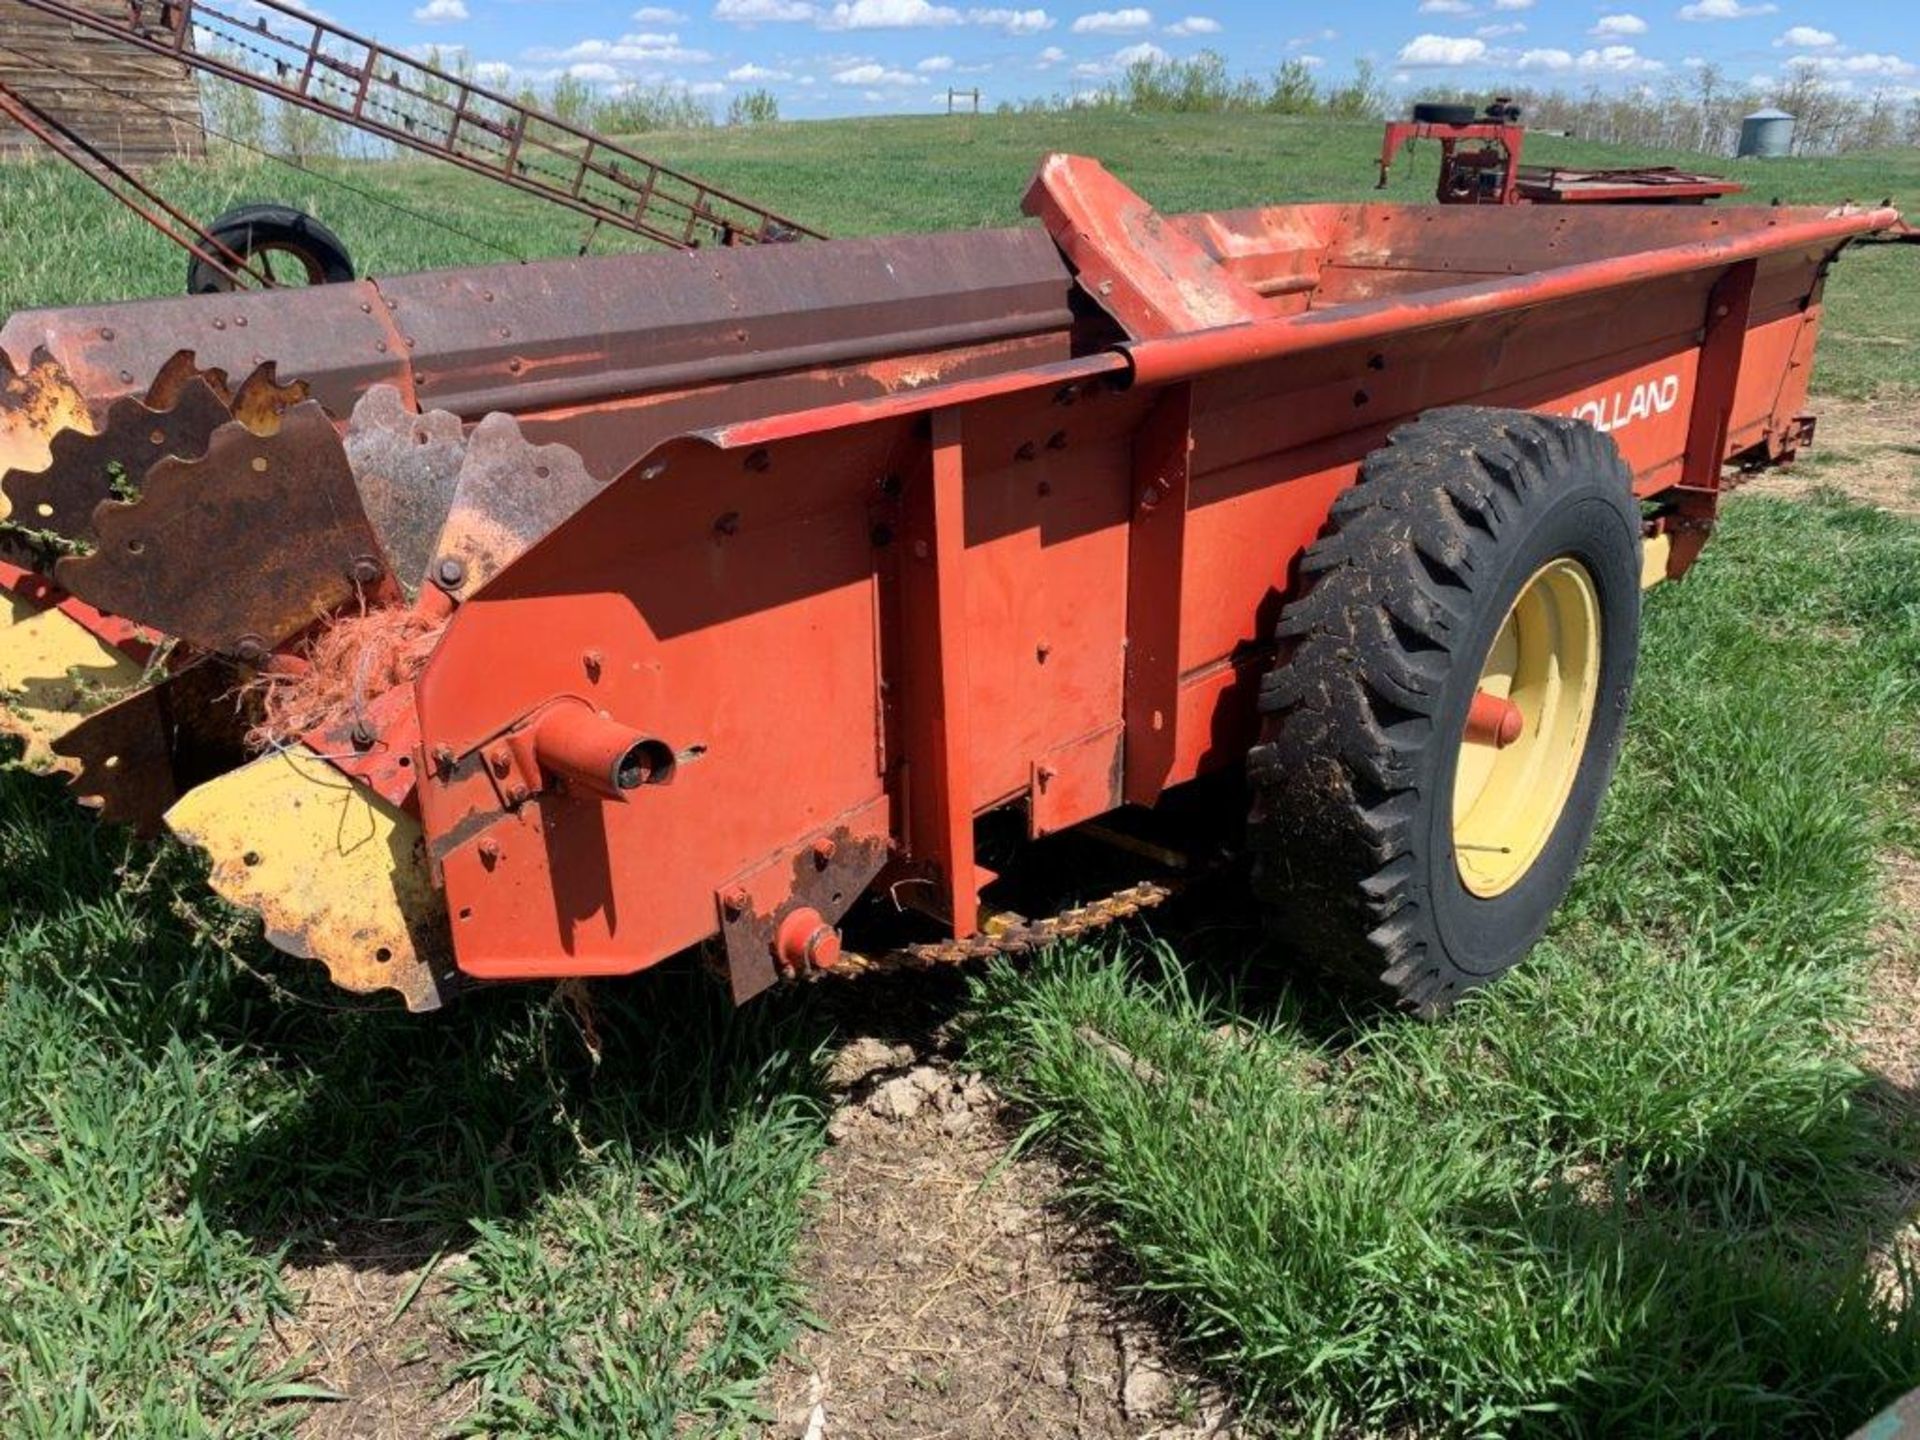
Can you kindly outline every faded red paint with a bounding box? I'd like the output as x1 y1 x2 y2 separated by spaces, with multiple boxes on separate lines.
385 159 1901 990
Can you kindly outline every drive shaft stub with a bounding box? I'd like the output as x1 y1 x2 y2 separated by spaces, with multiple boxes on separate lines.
531 705 674 799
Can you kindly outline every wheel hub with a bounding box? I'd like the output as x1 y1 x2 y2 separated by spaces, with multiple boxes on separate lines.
1453 557 1602 898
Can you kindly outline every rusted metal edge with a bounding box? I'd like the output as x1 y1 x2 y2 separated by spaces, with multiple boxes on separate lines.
0 228 1076 427
701 352 1130 453
1122 206 1903 388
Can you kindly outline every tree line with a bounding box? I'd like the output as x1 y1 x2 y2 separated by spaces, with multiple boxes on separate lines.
997 53 1389 119
1415 63 1919 156
197 44 782 164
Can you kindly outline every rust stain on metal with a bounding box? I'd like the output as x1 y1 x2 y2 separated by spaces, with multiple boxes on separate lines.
3 375 232 560
56 402 394 654
0 346 92 489
716 819 891 1004
343 386 467 591
429 411 605 597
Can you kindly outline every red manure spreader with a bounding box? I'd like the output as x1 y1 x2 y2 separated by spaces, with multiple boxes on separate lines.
0 134 1901 1012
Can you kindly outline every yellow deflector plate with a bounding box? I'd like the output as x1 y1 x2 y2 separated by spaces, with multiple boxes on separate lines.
166 745 454 1011
0 592 146 771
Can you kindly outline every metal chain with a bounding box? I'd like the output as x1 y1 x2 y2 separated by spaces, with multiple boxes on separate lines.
821 880 1175 979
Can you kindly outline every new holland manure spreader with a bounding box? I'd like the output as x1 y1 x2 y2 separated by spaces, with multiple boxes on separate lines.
0 82 1901 1011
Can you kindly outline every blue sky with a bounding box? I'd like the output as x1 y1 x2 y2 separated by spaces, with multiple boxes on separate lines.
370 0 1920 118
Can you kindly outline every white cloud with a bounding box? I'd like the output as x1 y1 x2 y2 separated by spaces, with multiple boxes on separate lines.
1395 33 1488 66
530 31 713 64
822 0 960 24
1419 0 1473 13
832 60 918 82
1775 25 1836 49
1296 53 1325 66
412 0 467 20
1575 42 1663 71
1590 13 1646 36
1071 8 1152 34
1166 14 1220 34
1801 51 1917 77
1518 47 1572 68
631 5 685 18
1676 0 1775 18
1477 21 1524 36
712 0 818 21
568 61 620 80
969 6 1053 31
727 61 793 78
1035 43 1066 64
719 0 1054 26
916 52 955 68
474 59 514 84
1074 38 1165 72
1490 0 1531 8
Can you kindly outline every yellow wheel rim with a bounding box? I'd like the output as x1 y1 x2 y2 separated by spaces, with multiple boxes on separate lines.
1453 557 1601 899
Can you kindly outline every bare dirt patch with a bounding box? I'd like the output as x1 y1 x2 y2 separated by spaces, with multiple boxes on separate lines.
263 1228 476 1439
764 1035 1237 1440
1859 851 1920 1094
1755 396 1920 516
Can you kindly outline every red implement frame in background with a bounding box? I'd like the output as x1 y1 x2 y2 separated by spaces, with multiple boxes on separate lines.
1379 116 1745 207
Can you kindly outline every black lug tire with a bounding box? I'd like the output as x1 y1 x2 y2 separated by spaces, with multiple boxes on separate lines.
1247 408 1642 1015
1412 102 1479 126
187 204 356 295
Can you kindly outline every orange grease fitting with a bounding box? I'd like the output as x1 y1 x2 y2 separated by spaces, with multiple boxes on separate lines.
245 605 446 751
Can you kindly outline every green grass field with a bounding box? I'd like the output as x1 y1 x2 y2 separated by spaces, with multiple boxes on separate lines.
2 112 1919 1436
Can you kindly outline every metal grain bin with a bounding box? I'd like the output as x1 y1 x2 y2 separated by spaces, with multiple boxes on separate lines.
1738 107 1795 158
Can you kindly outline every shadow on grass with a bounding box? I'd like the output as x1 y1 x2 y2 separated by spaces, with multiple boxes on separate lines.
0 762 836 1278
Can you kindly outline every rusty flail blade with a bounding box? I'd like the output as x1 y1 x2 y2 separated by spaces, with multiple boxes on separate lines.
227 363 311 436
0 348 94 568
166 745 460 1012
343 386 467 594
140 350 227 412
428 411 607 598
51 659 254 836
1 376 233 564
0 347 91 479
55 402 396 657
143 352 309 436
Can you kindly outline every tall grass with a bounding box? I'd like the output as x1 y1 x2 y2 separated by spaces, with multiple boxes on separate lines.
966 494 1920 1437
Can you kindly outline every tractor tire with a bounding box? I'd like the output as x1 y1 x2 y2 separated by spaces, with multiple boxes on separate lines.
1412 102 1479 126
1247 408 1641 1014
187 204 356 295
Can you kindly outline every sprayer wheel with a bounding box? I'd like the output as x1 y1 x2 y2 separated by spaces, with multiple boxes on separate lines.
1246 408 1642 1014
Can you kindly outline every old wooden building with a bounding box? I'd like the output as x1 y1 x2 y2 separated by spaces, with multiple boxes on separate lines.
0 0 206 166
